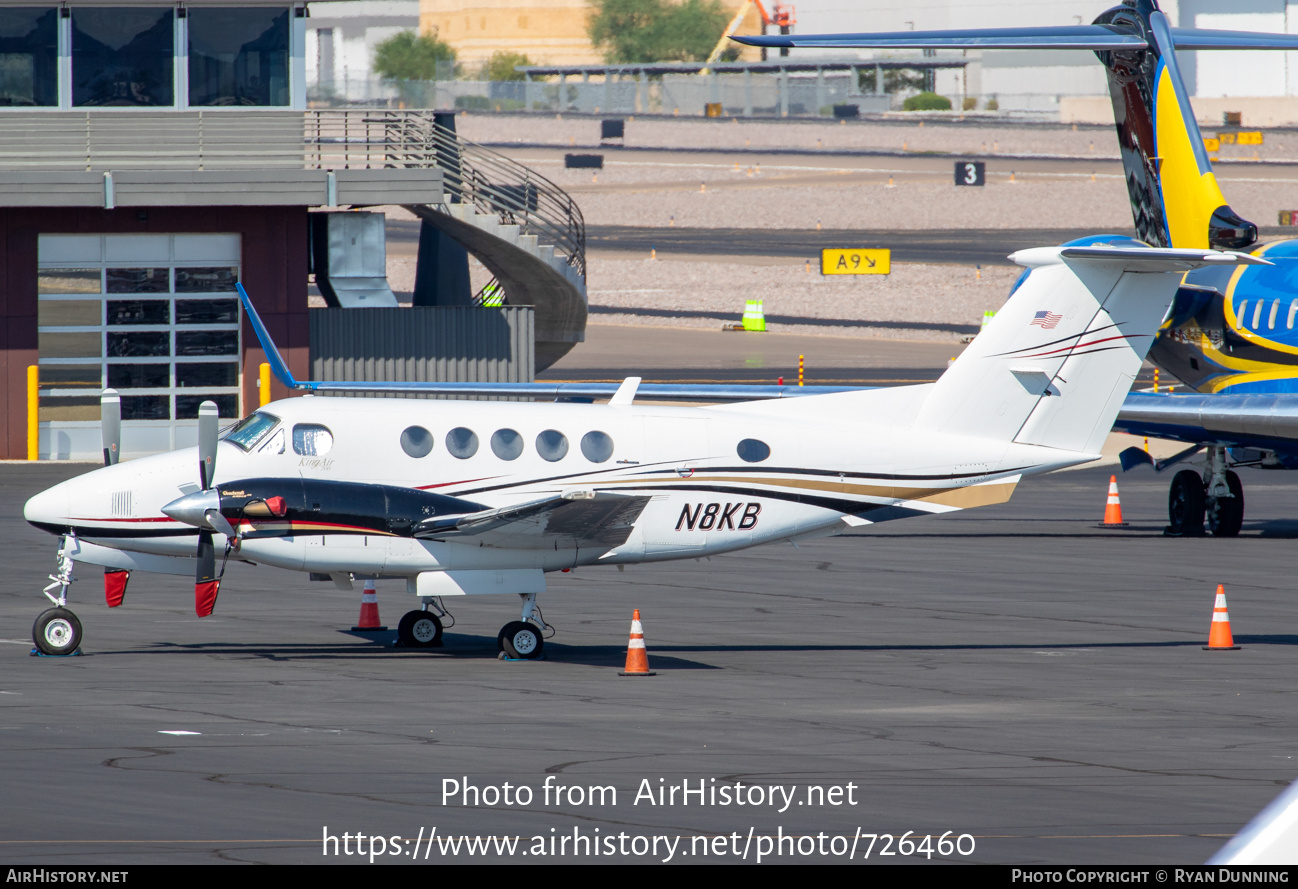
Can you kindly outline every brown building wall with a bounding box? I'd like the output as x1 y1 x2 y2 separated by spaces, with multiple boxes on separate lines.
0 205 309 460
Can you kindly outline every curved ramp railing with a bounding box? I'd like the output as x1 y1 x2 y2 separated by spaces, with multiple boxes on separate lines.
306 110 585 281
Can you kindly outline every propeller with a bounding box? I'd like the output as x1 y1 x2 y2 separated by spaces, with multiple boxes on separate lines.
100 389 128 605
194 401 223 616
100 389 120 466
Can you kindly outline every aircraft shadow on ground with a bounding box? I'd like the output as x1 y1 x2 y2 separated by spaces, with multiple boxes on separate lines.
76 633 721 669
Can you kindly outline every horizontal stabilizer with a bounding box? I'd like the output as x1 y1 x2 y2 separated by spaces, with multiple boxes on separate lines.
1169 28 1298 50
1054 246 1271 271
733 26 1298 52
732 25 1146 50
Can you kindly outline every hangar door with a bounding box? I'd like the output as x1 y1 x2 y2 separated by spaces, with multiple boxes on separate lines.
36 234 242 460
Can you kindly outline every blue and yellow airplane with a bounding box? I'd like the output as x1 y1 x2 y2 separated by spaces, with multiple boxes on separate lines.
736 0 1298 538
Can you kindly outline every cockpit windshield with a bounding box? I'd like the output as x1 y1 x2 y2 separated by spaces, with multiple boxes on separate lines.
221 412 281 451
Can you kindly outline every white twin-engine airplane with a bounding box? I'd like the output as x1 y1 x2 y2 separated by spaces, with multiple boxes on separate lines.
23 244 1268 658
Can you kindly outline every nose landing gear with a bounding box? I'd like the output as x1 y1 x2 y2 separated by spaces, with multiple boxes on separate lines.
33 534 83 656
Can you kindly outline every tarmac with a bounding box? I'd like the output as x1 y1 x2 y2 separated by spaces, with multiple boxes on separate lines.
2 458 1296 864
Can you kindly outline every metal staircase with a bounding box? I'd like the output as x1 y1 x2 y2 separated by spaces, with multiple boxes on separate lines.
307 111 588 370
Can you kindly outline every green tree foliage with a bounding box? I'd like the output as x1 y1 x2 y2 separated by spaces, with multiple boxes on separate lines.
485 50 531 82
373 31 457 81
902 91 952 111
588 0 733 64
857 67 927 94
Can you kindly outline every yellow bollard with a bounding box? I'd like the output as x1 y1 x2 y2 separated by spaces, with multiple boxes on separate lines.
798 355 804 387
816 219 822 231
259 362 271 408
650 248 656 260
700 182 706 193
1154 367 1160 393
27 365 38 461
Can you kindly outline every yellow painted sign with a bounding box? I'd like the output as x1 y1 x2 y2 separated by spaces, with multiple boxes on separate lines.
1203 137 1220 152
1216 131 1265 146
821 248 891 276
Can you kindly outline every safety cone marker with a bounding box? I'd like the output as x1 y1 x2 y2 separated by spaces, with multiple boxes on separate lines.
619 609 656 676
352 579 387 631
1098 475 1129 527
1204 584 1240 650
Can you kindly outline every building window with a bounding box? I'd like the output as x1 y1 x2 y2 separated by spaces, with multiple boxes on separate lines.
0 7 57 107
189 7 290 107
37 234 241 441
72 7 175 107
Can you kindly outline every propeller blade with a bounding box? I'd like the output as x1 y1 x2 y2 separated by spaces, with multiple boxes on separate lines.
198 400 218 489
195 529 220 617
100 389 120 466
204 508 237 539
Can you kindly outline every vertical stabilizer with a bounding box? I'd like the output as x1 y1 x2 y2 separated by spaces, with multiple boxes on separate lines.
913 244 1267 453
1094 2 1256 249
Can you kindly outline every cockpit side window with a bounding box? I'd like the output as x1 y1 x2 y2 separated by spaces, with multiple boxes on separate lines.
222 412 280 451
292 423 334 456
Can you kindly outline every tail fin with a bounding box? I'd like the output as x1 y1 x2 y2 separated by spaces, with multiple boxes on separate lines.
1093 5 1254 249
730 0 1298 249
912 241 1266 454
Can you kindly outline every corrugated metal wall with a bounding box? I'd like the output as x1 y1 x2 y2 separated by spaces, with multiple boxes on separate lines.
310 306 534 398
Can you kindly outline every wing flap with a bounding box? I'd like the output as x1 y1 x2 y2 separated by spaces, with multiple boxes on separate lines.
415 492 651 550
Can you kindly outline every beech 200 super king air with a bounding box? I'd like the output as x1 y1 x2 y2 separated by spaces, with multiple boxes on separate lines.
22 248 1266 658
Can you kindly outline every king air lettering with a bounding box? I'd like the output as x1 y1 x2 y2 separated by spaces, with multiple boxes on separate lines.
676 502 761 531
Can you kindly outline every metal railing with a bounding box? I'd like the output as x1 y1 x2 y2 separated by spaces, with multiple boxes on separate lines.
306 110 585 280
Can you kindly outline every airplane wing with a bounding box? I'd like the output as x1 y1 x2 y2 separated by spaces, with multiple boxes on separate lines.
413 491 651 551
1115 392 1298 452
236 284 862 402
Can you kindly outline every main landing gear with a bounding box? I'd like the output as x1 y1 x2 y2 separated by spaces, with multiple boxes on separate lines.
1167 447 1244 537
33 535 83 656
497 593 551 661
397 597 452 649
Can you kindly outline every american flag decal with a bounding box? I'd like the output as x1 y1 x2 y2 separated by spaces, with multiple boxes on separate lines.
1031 311 1062 329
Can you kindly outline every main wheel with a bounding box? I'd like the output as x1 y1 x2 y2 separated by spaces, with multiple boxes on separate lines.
498 621 544 660
1168 470 1206 536
32 608 82 656
1207 470 1245 537
397 610 443 648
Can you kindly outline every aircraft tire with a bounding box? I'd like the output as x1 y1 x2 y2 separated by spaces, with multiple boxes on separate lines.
397 610 443 648
1168 470 1206 536
32 607 82 656
499 621 544 660
1207 470 1245 538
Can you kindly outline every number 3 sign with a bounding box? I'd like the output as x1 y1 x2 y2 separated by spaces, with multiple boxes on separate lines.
954 161 985 186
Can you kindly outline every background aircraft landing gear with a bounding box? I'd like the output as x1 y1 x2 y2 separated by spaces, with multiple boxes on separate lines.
1206 470 1244 538
1203 447 1244 538
33 608 82 656
497 592 550 660
1167 470 1205 536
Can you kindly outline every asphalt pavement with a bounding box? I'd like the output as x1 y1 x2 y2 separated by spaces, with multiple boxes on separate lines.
3 461 1296 864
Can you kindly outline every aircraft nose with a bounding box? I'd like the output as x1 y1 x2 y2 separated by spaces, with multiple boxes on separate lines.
24 483 71 531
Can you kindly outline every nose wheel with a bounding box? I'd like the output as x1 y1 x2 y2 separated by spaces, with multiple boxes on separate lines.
33 607 82 656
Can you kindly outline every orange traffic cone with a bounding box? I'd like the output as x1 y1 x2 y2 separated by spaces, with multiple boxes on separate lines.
1099 475 1129 527
352 580 386 631
1204 584 1240 650
618 609 656 676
